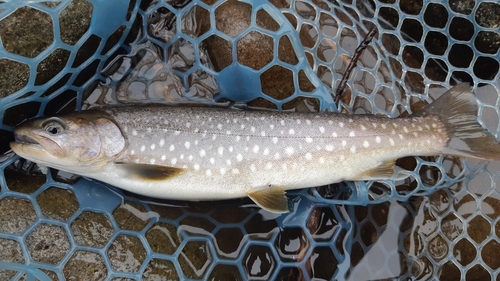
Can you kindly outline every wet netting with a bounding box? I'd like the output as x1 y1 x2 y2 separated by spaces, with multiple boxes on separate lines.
0 0 499 280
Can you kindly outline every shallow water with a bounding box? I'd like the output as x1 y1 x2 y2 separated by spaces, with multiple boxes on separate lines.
1 0 500 280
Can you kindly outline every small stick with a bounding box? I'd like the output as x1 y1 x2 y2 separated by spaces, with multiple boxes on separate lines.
335 26 377 104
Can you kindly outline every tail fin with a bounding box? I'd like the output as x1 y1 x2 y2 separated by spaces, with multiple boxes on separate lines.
412 83 500 160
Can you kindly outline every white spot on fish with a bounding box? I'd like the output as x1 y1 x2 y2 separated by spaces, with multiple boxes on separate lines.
184 142 190 149
326 145 334 151
339 122 344 128
151 144 155 150
319 127 325 133
391 130 396 135
403 126 409 133
427 139 431 144
432 123 437 128
399 134 404 140
147 127 152 133
212 135 217 141
206 169 212 176
296 119 301 125
263 148 269 155
282 163 288 170
236 154 243 162
232 168 240 174
381 124 387 129
161 155 166 161
261 131 266 137
188 155 193 161
425 124 430 129
272 137 278 144
171 158 177 165
218 147 224 156
306 119 311 125
194 164 200 170
372 123 377 128
285 147 294 156
226 159 231 165
389 138 395 146
150 159 155 164
200 149 206 157
418 126 423 131
349 131 355 137
349 118 353 123
360 125 366 131
413 132 419 137
226 130 231 135
340 155 345 161
289 129 295 135
265 162 273 169
306 137 313 143
210 158 215 164
229 146 234 153
250 164 256 172
350 146 356 153
332 132 338 138
159 139 165 147
217 123 223 129
132 130 138 136
274 153 280 160
319 157 325 164
375 136 381 143
186 122 191 128
392 123 398 128
219 168 226 175
251 126 256 133
130 150 135 155
240 124 245 129
236 136 241 142
328 120 333 125
280 120 285 126
270 124 275 129
305 153 312 160
140 145 146 152
253 145 259 153
342 140 347 147
363 141 369 148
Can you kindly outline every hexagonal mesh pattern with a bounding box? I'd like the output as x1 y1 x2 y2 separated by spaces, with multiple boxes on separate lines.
0 0 499 280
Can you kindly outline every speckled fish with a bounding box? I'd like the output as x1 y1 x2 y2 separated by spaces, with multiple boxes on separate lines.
10 83 500 213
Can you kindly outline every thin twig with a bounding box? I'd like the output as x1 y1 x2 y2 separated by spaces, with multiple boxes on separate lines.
335 26 377 104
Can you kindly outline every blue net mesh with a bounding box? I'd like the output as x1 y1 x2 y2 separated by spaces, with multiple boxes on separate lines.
0 0 500 279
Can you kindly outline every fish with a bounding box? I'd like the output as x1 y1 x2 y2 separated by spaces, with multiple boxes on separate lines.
9 83 500 213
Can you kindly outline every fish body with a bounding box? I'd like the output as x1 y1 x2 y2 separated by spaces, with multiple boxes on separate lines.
10 84 500 212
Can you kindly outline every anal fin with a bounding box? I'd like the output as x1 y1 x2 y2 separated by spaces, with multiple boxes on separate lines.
248 186 290 213
114 163 184 181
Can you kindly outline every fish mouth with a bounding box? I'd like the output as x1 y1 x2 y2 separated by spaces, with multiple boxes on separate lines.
10 131 64 159
14 133 40 145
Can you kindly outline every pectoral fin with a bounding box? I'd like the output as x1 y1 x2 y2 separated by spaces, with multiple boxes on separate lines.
248 186 290 213
114 163 184 181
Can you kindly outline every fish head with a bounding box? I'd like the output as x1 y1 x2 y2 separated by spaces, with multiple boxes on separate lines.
10 111 126 173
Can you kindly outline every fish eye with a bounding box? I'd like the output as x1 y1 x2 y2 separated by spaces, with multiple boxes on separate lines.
42 118 65 135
